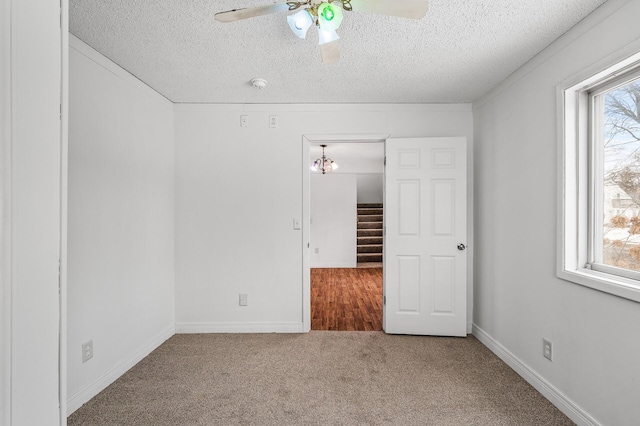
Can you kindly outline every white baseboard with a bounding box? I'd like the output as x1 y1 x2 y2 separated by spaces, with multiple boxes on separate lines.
175 322 305 333
310 262 357 268
472 324 600 426
67 324 175 416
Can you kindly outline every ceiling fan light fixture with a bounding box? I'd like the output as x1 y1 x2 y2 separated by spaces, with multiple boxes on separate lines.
317 2 343 31
287 9 313 38
318 28 339 45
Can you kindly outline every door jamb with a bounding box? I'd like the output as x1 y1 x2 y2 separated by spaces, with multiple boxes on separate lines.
1 0 12 421
301 134 390 332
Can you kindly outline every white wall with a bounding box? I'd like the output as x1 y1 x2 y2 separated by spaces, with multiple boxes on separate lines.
67 36 175 414
174 104 473 332
473 1 640 425
357 174 383 204
2 0 63 424
310 174 357 268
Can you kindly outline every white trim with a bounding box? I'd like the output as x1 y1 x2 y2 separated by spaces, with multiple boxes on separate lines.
59 1 69 423
173 103 472 113
309 262 357 268
474 0 631 109
175 322 304 334
302 136 311 333
66 325 174 416
558 268 640 303
0 0 12 422
472 324 601 426
69 34 173 109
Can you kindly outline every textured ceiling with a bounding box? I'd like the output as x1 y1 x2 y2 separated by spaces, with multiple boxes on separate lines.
69 0 607 104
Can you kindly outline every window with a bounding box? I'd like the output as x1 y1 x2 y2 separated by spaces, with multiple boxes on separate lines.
591 71 640 279
559 52 640 302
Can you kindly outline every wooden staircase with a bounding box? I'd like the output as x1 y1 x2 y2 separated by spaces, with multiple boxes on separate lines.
357 203 383 264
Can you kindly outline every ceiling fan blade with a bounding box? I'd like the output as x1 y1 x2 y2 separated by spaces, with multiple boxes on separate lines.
348 0 428 19
215 2 291 23
320 40 340 64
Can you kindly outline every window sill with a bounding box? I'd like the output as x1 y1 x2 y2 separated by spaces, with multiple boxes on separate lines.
558 268 640 303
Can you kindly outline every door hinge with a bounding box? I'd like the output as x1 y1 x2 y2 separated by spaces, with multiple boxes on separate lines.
384 156 386 166
383 295 386 305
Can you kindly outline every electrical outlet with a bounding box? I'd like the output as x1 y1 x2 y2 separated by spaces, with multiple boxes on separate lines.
239 293 248 306
82 340 93 363
240 115 248 127
543 339 553 361
269 115 278 128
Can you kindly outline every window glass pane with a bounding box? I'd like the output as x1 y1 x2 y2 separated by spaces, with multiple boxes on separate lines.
602 77 640 270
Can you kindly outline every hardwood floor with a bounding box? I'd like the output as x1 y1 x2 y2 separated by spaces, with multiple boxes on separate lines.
311 267 383 331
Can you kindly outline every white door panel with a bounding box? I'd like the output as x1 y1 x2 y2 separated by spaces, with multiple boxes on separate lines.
384 137 467 336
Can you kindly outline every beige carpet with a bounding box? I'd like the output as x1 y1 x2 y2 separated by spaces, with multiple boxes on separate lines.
68 332 574 425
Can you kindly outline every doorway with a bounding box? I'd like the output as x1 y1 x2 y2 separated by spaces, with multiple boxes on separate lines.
303 135 469 336
303 135 388 331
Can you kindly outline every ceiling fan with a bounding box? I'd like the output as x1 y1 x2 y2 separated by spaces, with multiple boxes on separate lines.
215 0 429 64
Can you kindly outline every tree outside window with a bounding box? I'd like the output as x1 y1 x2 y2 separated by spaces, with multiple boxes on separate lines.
602 78 640 270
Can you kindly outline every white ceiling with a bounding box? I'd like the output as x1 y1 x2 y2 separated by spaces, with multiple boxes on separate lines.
69 0 607 104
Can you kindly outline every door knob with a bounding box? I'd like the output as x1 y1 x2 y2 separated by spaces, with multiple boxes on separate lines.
457 244 466 251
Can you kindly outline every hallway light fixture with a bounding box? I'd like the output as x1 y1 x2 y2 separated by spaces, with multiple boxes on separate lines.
311 144 339 174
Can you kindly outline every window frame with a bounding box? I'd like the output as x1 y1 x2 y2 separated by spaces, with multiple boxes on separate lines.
558 51 640 303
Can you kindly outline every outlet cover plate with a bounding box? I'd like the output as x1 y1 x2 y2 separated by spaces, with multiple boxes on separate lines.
543 339 553 361
239 293 248 306
82 340 93 363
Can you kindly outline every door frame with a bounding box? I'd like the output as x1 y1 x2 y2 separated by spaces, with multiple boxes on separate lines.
1 0 68 423
1 0 11 421
301 133 390 332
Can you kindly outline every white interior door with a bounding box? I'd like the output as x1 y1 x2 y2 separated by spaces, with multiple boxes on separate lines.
384 137 467 336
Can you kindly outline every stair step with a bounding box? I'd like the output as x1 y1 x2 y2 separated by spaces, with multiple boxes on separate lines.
358 236 383 245
357 221 383 229
358 253 383 263
358 244 383 254
357 208 383 215
357 203 383 208
358 229 383 237
358 214 383 223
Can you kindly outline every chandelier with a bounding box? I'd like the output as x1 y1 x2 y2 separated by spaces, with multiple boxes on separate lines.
311 144 339 174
